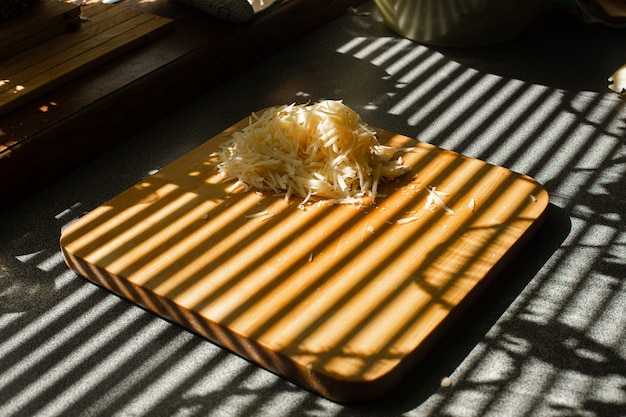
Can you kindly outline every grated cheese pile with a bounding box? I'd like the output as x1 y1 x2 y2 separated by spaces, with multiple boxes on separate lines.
215 100 412 205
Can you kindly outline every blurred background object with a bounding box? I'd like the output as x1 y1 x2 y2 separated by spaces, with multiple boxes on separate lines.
175 0 279 22
548 0 626 27
372 0 544 47
608 64 626 95
373 0 626 47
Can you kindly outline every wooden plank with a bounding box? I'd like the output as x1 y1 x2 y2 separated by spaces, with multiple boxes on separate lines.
0 3 173 117
4 14 170 89
1 5 137 76
0 0 81 59
60 113 549 403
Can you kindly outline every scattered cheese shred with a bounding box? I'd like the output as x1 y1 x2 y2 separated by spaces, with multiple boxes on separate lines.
397 216 419 225
215 101 413 205
245 210 271 219
424 186 455 215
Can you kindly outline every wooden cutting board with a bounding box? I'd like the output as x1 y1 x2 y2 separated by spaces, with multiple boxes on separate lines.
60 111 549 402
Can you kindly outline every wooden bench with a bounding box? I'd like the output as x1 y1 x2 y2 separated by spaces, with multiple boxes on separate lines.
0 0 365 209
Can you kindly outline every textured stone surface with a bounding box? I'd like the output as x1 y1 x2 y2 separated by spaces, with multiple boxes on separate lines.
1 2 624 416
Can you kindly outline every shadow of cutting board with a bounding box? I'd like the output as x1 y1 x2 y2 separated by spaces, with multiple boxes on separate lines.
60 111 549 403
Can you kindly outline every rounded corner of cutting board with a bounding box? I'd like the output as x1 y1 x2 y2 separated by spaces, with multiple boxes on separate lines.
303 368 403 404
59 222 76 246
59 222 79 257
525 176 551 221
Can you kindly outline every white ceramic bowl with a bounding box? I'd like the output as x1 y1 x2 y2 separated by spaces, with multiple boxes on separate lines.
373 0 543 47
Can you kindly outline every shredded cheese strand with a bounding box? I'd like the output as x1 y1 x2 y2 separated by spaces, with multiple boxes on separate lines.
424 186 455 214
216 101 412 205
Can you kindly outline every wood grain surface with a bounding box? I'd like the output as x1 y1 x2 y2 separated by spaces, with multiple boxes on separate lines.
60 113 549 402
0 2 172 117
0 0 81 60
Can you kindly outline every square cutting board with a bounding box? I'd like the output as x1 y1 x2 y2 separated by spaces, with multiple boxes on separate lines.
60 110 549 402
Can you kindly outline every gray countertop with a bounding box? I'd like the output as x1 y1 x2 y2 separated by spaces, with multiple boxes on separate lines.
1 2 625 416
